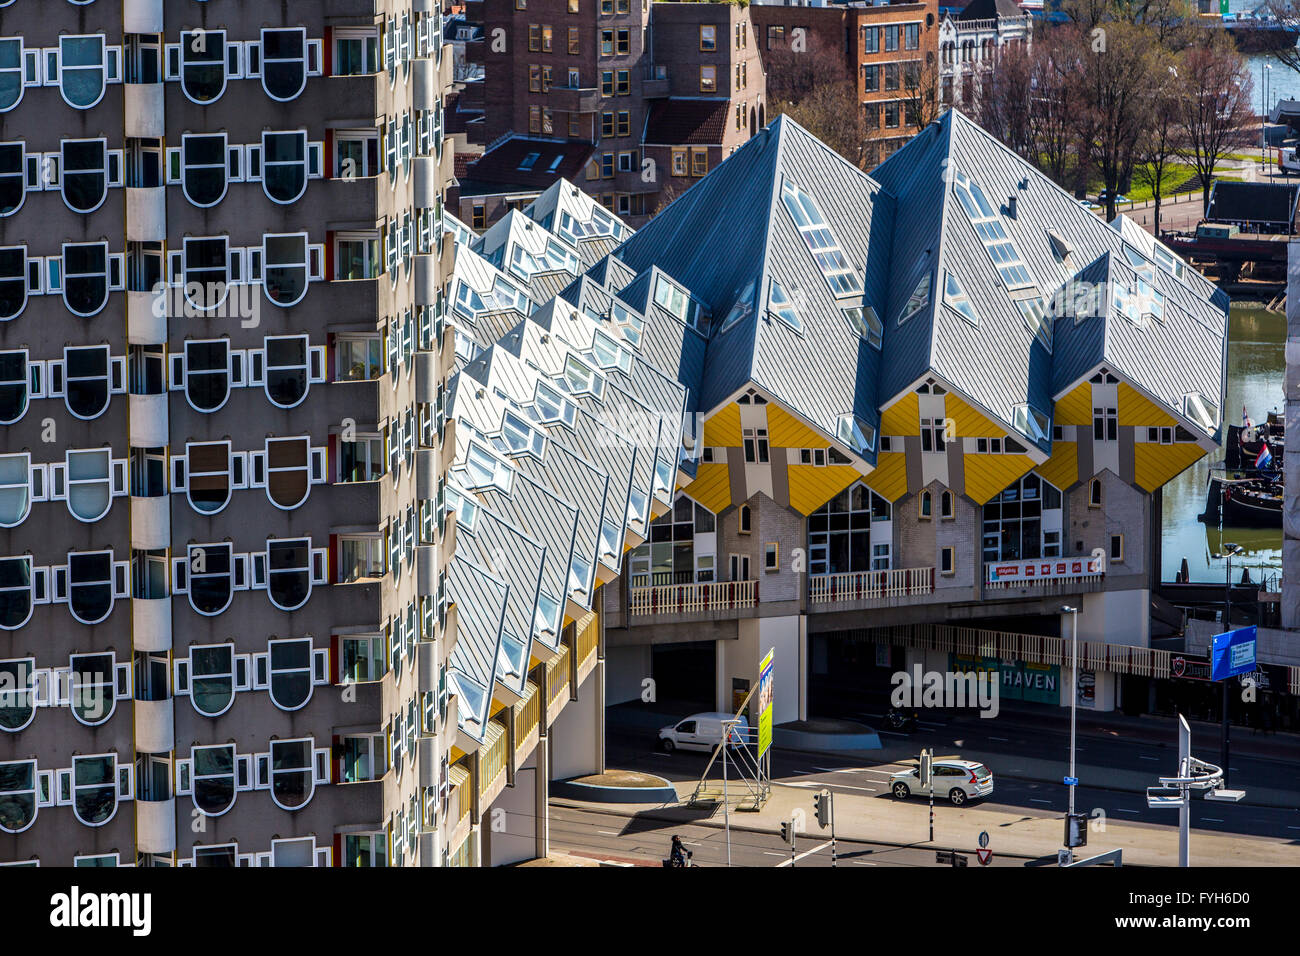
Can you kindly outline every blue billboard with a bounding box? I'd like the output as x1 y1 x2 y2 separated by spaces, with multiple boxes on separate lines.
1210 626 1257 682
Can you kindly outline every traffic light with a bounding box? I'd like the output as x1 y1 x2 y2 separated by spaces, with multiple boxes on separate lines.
814 790 831 829
780 820 793 845
1065 812 1089 849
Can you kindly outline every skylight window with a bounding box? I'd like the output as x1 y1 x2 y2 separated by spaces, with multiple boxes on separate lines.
610 301 644 348
462 442 513 493
837 414 876 455
653 274 706 331
1113 280 1140 324
533 590 561 641
780 179 864 299
953 172 1034 290
589 330 632 374
1137 277 1164 323
1184 392 1219 432
1123 245 1155 282
453 280 485 320
843 306 882 349
719 280 756 335
1151 241 1186 282
563 353 605 399
531 379 577 428
767 279 803 332
899 271 930 325
943 272 978 326
517 152 541 172
1014 294 1052 350
1012 403 1050 445
444 484 479 533
496 409 545 459
510 239 580 281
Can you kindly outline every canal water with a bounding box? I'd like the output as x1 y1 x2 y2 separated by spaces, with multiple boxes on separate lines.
1160 303 1284 584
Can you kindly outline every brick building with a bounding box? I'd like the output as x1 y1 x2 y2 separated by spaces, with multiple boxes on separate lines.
751 0 939 167
457 0 765 228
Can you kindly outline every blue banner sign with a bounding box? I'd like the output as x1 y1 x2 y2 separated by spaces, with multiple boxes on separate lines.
1210 626 1257 682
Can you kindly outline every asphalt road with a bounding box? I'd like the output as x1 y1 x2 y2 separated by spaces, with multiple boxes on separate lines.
549 804 1022 868
604 708 1300 843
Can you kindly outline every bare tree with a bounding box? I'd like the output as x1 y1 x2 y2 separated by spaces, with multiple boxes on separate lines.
762 31 850 105
1177 32 1254 215
903 52 944 131
774 81 870 169
977 40 1035 161
1028 25 1085 188
1131 47 1186 235
1076 20 1158 221
1264 1 1300 77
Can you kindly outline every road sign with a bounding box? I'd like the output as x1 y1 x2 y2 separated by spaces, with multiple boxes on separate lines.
1211 626 1257 682
757 649 774 757
978 831 989 849
976 847 992 866
1063 776 1078 786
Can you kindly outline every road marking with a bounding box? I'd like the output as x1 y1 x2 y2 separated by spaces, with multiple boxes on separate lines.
763 851 786 857
1115 808 1141 814
683 841 702 846
851 860 877 865
1202 817 1224 823
1139 755 1158 761
778 840 832 867
1031 798 1052 804
1287 826 1300 831
989 736 1009 742
597 830 619 835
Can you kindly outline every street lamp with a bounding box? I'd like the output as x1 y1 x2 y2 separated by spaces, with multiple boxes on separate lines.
1060 603 1079 863
1146 715 1246 867
1211 542 1243 786
1262 63 1273 170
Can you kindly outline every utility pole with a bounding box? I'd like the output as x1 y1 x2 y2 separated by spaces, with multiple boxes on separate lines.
1217 543 1242 787
920 748 933 842
1147 714 1245 866
722 719 732 868
815 789 836 867
1061 604 1079 864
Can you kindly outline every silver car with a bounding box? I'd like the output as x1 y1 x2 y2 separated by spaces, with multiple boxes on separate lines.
890 759 993 806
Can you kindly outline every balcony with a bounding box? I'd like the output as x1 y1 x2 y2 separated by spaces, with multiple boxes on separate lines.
513 681 541 769
414 157 440 209
130 495 170 551
414 351 439 404
132 597 171 652
124 83 164 138
628 579 757 617
808 567 935 606
134 698 174 753
478 720 509 807
126 187 166 242
412 58 438 111
446 765 472 849
129 393 168 447
415 447 439 498
136 797 176 854
574 610 599 687
414 252 438 304
546 641 572 726
417 545 438 597
127 290 166 344
984 555 1105 597
642 71 670 99
548 85 603 113
124 0 163 32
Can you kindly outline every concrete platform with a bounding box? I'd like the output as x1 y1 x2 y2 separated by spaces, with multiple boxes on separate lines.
774 718 882 752
550 769 678 804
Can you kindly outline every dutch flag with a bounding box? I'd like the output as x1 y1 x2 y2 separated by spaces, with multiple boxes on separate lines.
1256 442 1273 470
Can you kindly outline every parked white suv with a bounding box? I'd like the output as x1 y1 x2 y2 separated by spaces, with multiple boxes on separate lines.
889 759 993 806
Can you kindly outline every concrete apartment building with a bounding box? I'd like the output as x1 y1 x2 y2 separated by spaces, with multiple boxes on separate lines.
456 0 765 228
0 0 634 869
750 0 939 167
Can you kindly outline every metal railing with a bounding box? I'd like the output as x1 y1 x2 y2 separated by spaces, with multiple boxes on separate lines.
808 567 934 604
628 579 757 616
478 720 508 799
547 643 571 706
513 682 540 745
574 611 599 668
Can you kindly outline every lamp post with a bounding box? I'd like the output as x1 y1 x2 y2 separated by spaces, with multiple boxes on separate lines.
1262 63 1273 171
1212 543 1243 787
1061 603 1079 863
1146 715 1245 867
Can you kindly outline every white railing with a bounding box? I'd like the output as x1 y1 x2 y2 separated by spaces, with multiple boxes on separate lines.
628 579 756 616
808 567 935 604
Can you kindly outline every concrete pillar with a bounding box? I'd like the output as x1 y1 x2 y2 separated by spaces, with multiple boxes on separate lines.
535 735 550 860
486 748 541 866
549 664 604 780
798 614 808 722
593 659 606 775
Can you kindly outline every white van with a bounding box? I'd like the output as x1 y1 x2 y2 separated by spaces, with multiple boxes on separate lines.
658 712 750 753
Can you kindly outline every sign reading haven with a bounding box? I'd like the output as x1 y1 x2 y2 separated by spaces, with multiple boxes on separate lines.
987 555 1104 584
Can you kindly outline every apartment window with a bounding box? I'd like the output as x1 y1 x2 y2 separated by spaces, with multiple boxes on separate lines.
338 535 385 583
601 111 615 138
0 659 35 732
181 339 231 413
884 62 899 91
0 248 24 322
568 28 580 54
529 64 541 92
339 434 384 483
568 112 581 137
179 29 226 104
184 644 237 717
61 242 114 317
691 148 708 177
0 453 32 527
1110 534 1124 563
529 105 541 133
600 152 614 178
265 638 316 711
1093 406 1118 442
60 139 115 214
0 38 25 113
261 28 309 102
186 744 238 816
63 550 117 625
0 760 38 832
601 0 613 11
0 143 23 217
739 504 752 534
542 26 553 52
179 133 228 207
919 490 932 519
884 101 900 128
335 129 379 178
700 64 716 93
261 538 317 611
58 35 114 110
262 130 311 205
701 25 717 51
261 233 314 308
884 25 899 51
334 29 379 75
261 436 317 510
767 25 785 48
616 28 630 55
61 344 116 420
340 636 385 683
862 64 878 92
1089 478 1102 508
529 25 541 52
176 542 237 616
471 203 486 230
337 335 381 382
863 25 879 53
617 110 631 137
616 69 629 94
742 427 769 463
764 542 779 572
905 23 920 50
941 547 955 575
601 29 614 55
982 474 1063 562
920 418 946 453
569 0 580 11
64 448 116 522
671 148 686 177
260 333 317 408
941 490 954 519
618 0 630 11
67 754 122 827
